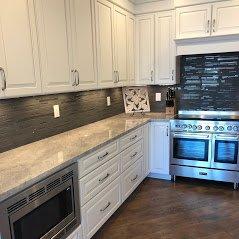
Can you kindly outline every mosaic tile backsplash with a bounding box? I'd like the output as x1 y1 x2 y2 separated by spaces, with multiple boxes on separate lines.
178 52 239 111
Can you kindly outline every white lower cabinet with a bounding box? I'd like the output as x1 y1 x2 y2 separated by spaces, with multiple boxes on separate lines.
66 225 82 239
81 177 121 239
121 158 143 202
150 122 170 180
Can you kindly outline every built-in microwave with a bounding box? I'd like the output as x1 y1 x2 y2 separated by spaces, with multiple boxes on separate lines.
0 163 80 239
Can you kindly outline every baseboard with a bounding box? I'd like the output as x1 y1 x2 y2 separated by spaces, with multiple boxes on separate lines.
148 173 171 180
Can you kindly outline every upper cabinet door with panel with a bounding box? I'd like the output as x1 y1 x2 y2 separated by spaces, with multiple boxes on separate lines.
155 11 176 85
127 14 136 85
95 0 115 88
176 4 212 39
72 0 97 90
35 0 75 94
114 6 128 87
212 0 239 36
0 0 41 98
136 14 155 85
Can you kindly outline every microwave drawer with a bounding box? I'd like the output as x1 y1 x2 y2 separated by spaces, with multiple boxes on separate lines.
81 178 121 239
119 127 143 151
121 139 143 172
121 158 143 202
170 165 238 183
78 141 118 178
80 155 121 206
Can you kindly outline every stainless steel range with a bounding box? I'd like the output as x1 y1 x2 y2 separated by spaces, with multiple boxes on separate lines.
170 119 239 189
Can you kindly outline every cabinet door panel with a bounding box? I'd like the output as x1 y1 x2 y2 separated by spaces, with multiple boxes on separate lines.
127 14 135 85
35 0 74 93
73 0 97 90
95 0 114 88
136 14 154 85
176 4 211 39
114 6 128 86
155 11 176 85
0 0 41 98
212 0 239 36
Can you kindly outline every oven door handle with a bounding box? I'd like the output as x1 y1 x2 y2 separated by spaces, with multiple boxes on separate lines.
173 133 211 139
215 135 239 141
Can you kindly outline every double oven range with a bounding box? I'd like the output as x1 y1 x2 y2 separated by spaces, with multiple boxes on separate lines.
170 118 239 189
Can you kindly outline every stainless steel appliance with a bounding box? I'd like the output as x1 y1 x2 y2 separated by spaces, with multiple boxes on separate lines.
0 163 80 239
170 119 239 189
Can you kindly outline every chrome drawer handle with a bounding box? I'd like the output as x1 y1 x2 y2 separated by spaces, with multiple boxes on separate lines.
99 173 110 183
0 67 6 91
130 152 138 158
98 152 109 161
131 175 138 182
130 135 137 141
100 202 111 212
199 172 207 176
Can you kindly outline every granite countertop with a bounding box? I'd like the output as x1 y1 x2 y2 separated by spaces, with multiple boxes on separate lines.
0 113 173 203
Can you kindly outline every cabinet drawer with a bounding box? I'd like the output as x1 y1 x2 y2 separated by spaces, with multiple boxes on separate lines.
82 178 121 239
80 155 121 206
119 127 143 151
121 158 143 202
122 139 143 172
78 141 118 178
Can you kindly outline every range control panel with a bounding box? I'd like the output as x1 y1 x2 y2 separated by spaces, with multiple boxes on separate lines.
171 120 239 133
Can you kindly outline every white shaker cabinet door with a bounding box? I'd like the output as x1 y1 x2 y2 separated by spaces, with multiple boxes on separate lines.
155 11 176 85
150 122 170 177
35 0 75 94
73 0 97 90
95 0 115 88
212 0 239 36
136 14 155 85
176 4 212 39
113 6 128 87
127 14 136 85
0 0 41 98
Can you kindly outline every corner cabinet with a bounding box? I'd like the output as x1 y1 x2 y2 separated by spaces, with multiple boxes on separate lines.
0 0 41 98
149 122 170 180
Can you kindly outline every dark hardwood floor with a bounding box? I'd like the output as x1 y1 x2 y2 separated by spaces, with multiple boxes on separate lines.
92 178 239 239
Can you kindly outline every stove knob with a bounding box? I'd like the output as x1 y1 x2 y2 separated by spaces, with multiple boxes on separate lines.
182 124 187 129
219 126 224 131
198 125 202 130
192 125 197 130
188 124 192 129
213 126 219 131
205 126 210 131
233 126 238 131
227 126 233 131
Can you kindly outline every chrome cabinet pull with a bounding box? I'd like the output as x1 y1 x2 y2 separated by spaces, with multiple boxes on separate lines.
130 135 137 141
199 172 207 176
212 19 216 32
71 70 77 86
150 70 154 83
114 71 117 83
131 174 138 182
100 202 111 212
98 152 109 161
130 152 138 158
206 20 210 33
75 70 80 86
0 67 6 91
99 173 110 183
171 69 174 82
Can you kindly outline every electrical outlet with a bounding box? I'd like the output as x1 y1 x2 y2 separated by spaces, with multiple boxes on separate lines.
53 105 60 118
156 93 161 102
107 96 111 106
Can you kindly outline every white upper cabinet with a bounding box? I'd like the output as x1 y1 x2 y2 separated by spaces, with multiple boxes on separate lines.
72 0 97 90
95 0 115 88
136 14 155 85
176 4 212 39
127 14 136 85
114 6 128 86
35 0 76 94
212 0 239 36
155 11 176 85
0 0 41 98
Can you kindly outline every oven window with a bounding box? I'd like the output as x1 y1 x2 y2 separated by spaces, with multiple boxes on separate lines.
13 186 73 239
215 140 238 164
173 138 209 161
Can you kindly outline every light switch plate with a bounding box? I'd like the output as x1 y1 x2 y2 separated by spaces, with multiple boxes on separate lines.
107 96 111 106
156 93 161 102
53 105 60 118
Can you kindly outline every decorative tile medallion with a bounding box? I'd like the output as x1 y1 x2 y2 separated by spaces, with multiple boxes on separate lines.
123 86 150 113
